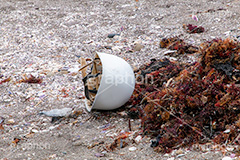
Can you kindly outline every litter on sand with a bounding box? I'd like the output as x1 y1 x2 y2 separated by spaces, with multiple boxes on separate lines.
80 52 135 112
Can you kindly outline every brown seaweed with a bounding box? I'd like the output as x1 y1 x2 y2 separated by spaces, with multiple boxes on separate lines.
160 37 199 55
183 24 205 34
129 38 240 153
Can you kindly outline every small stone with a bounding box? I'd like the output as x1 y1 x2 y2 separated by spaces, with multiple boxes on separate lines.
224 31 231 36
175 149 184 155
25 68 34 72
171 150 176 156
108 33 120 38
167 157 175 160
201 95 208 104
113 35 120 39
95 153 105 157
72 136 81 142
40 129 49 133
226 147 234 151
104 46 112 49
49 154 57 158
224 129 231 133
72 140 83 146
134 135 142 143
49 126 55 130
106 132 117 137
163 50 176 56
42 118 48 123
176 154 185 158
112 46 122 53
163 153 169 157
31 129 38 133
129 146 137 151
6 119 15 124
118 111 128 116
134 43 144 51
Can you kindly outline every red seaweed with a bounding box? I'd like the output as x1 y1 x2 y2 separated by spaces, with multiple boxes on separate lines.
128 38 240 152
160 37 199 54
183 24 205 34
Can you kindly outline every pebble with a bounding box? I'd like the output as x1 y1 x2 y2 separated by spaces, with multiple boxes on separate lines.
49 126 56 130
49 154 57 158
6 119 15 124
163 50 176 55
167 157 175 160
163 153 169 157
106 132 117 137
42 118 49 123
224 31 231 36
25 68 34 72
134 135 142 143
129 146 137 151
72 136 81 142
112 46 122 53
176 154 185 158
108 33 120 38
40 129 49 133
95 153 105 157
171 150 176 156
72 140 83 146
104 46 112 49
226 147 234 151
175 149 184 155
223 129 230 133
31 129 38 133
134 43 144 51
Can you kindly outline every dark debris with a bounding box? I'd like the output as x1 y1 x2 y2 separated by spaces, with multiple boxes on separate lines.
160 37 199 55
0 77 11 84
18 74 43 84
183 24 205 34
129 38 240 153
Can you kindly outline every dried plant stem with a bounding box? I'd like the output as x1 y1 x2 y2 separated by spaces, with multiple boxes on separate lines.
79 58 93 77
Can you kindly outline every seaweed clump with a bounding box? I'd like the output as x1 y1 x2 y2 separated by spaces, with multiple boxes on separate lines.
160 37 199 55
183 24 205 34
129 38 240 153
